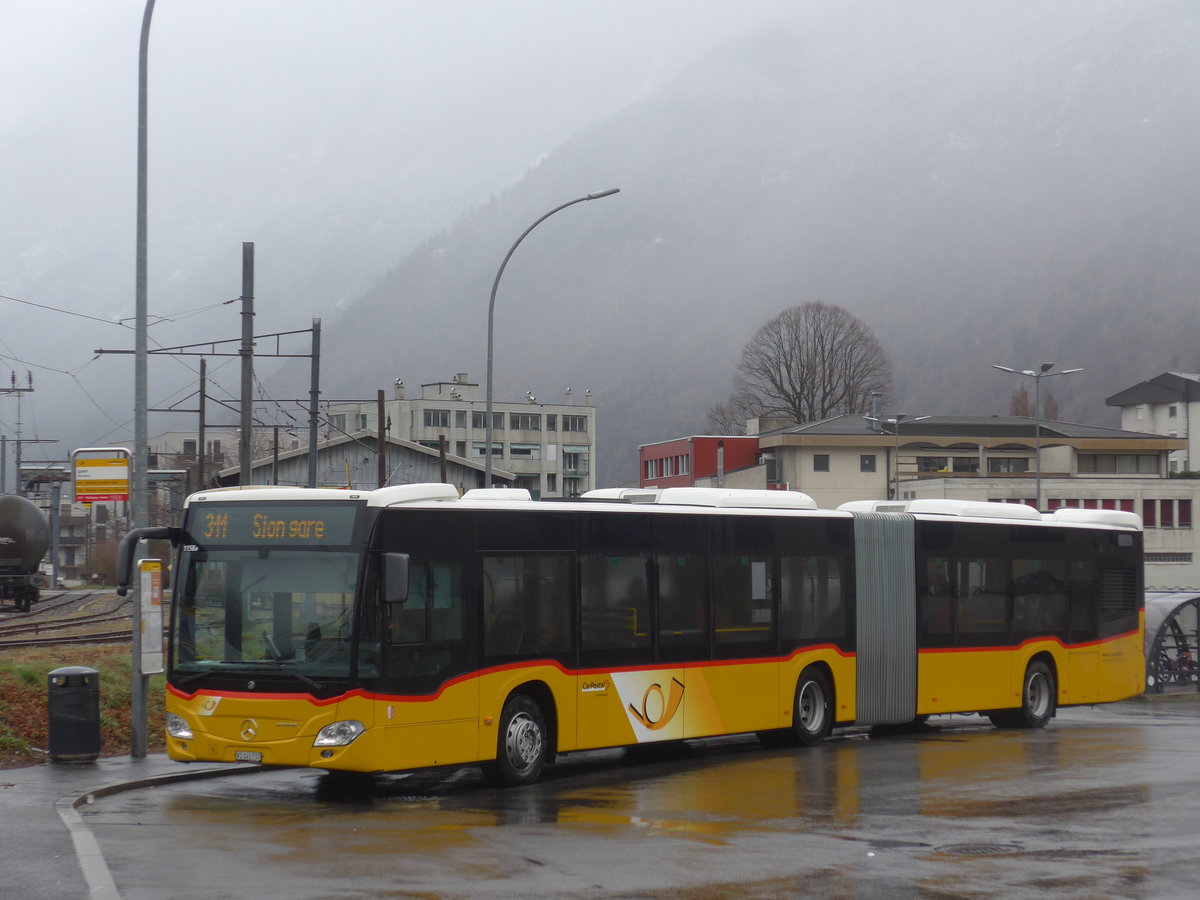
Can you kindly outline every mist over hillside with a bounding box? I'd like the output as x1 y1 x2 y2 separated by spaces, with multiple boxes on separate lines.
303 1 1200 486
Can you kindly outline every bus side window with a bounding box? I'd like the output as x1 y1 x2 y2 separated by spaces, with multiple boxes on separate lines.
482 555 572 657
957 558 1008 634
919 557 955 640
580 555 650 650
1011 560 1069 635
780 554 845 642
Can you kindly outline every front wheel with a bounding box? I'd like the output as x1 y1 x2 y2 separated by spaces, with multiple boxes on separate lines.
793 666 833 746
488 694 547 787
989 660 1056 729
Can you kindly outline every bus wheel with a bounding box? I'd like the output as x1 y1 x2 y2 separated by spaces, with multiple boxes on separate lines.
492 694 547 787
793 666 833 746
989 660 1056 729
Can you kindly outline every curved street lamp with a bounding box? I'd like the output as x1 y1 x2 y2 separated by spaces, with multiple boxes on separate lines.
485 189 620 487
992 362 1084 509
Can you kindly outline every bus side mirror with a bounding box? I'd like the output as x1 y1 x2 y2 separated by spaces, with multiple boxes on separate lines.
384 553 410 605
116 526 180 596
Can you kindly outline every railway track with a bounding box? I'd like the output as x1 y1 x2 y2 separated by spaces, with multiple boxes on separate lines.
0 590 167 649
0 628 138 648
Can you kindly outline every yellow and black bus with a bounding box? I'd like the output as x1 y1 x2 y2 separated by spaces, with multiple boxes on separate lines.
121 484 1144 786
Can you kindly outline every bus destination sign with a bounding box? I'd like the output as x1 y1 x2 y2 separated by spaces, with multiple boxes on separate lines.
192 503 360 546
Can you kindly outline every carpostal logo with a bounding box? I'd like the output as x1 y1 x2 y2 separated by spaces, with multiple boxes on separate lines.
611 672 688 738
581 679 610 694
628 677 684 730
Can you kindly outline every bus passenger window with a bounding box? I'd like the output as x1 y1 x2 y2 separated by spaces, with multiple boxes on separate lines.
713 555 774 646
580 555 650 650
482 555 571 657
956 558 1008 634
1011 560 1069 635
780 555 845 642
656 554 708 649
919 557 955 639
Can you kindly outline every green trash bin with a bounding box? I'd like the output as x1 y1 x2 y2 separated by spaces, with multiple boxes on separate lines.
48 666 101 762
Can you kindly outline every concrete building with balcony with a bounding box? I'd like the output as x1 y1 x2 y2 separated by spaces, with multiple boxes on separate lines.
326 374 597 498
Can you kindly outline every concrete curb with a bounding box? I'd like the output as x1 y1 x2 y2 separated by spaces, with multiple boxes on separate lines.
55 764 263 900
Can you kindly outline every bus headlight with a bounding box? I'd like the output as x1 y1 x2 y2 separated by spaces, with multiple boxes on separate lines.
314 720 365 747
166 713 193 740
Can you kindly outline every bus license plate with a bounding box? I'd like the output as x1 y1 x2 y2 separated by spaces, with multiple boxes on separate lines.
235 750 262 763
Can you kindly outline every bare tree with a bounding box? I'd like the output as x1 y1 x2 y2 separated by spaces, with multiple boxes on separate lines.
1009 385 1060 420
710 302 892 427
1010 384 1033 417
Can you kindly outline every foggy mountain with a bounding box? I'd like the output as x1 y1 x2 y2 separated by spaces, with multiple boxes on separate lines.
304 1 1200 486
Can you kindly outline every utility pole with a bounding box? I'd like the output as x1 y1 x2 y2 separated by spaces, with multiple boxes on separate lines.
2 372 35 495
239 243 255 484
377 389 386 488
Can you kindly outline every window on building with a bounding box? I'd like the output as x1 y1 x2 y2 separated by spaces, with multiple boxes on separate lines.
471 411 504 430
509 444 541 460
1078 454 1160 474
472 442 503 458
565 450 587 473
547 474 557 493
1181 499 1193 528
813 454 830 473
546 415 557 431
952 457 979 473
1169 405 1178 418
455 410 466 428
562 415 588 432
423 409 450 428
514 475 540 496
988 458 1029 474
1161 500 1175 528
182 439 197 460
860 454 876 473
918 457 949 473
510 413 541 431
1143 500 1157 528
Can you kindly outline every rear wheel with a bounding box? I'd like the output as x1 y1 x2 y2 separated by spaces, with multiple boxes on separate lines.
989 660 1056 729
793 666 833 746
488 694 547 787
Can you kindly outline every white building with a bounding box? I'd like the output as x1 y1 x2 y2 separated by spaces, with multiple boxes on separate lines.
1107 372 1200 474
327 374 597 498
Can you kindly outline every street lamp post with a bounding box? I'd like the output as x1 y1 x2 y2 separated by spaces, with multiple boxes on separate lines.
485 189 620 487
992 362 1084 509
863 413 929 499
888 414 930 500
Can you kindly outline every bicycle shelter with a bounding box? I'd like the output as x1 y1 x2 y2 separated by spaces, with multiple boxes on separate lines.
1145 592 1200 694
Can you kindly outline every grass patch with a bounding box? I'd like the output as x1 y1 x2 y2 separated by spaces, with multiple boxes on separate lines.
0 645 166 767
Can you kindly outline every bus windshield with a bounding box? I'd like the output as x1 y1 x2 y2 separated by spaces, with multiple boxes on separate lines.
172 546 366 686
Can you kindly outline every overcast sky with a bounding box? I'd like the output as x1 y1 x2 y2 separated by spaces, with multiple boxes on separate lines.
1 0 815 456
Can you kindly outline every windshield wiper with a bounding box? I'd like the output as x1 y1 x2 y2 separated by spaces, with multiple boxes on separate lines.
174 667 217 687
261 631 325 691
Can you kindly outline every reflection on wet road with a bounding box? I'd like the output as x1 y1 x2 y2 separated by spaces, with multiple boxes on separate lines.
86 701 1200 899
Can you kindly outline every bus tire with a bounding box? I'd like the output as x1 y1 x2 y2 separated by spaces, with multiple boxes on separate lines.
793 666 833 746
491 694 547 787
989 660 1056 729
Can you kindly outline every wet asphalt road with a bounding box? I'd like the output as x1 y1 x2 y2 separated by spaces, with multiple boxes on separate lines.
82 700 1200 899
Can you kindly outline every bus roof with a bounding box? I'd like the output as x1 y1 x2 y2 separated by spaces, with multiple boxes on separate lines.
183 483 1141 530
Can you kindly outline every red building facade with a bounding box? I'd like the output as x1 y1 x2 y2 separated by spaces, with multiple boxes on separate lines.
639 436 762 488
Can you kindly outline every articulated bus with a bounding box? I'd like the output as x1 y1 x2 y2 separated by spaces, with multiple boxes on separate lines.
118 484 1144 786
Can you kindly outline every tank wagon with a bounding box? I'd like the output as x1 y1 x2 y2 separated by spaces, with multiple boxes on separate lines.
0 494 49 612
